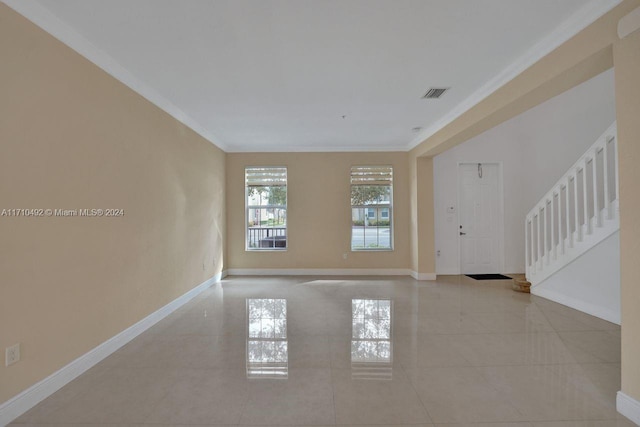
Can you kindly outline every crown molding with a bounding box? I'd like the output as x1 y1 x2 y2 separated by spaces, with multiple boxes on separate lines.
2 0 228 152
406 0 622 152
3 0 620 154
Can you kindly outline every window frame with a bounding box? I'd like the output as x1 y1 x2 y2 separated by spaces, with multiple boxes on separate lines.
245 166 288 252
350 165 394 251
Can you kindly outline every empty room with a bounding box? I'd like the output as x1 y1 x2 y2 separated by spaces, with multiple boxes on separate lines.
1 0 640 426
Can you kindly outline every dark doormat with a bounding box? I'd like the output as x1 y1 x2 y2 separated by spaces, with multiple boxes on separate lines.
466 274 512 280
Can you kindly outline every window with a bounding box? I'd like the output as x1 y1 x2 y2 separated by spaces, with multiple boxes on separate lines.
246 167 287 250
350 166 393 250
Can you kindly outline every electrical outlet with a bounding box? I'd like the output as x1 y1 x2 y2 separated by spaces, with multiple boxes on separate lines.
6 343 20 367
343 253 348 260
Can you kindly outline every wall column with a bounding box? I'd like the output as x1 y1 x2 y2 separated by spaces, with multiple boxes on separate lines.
409 155 436 280
614 20 640 416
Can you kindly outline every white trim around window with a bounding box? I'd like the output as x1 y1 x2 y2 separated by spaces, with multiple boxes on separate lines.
245 166 288 251
350 165 394 251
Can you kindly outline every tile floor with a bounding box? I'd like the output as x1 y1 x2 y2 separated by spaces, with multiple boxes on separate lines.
10 275 635 427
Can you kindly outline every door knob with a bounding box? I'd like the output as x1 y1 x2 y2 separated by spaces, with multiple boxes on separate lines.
460 232 466 235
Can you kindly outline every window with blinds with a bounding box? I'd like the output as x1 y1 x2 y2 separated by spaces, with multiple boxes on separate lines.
350 166 393 250
246 167 287 250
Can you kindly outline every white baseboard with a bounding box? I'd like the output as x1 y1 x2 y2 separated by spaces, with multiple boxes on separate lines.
531 286 620 325
617 391 640 426
226 268 412 277
410 271 437 281
0 272 223 427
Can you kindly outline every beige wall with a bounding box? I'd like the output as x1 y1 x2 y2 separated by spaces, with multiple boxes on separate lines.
404 2 638 280
416 157 435 275
409 158 419 273
614 21 640 402
3 0 640 414
406 0 640 411
226 152 410 270
408 156 435 276
0 4 226 403
409 1 640 159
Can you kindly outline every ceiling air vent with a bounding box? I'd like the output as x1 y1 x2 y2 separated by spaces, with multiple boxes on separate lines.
422 87 449 99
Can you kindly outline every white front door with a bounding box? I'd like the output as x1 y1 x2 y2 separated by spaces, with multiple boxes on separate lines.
459 163 501 274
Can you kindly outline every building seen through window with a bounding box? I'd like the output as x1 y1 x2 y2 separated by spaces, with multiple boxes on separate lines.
351 166 393 250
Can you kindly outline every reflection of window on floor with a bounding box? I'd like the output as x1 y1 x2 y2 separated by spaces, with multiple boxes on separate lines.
351 298 393 380
246 298 288 378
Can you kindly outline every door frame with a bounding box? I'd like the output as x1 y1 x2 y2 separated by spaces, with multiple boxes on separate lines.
456 161 505 275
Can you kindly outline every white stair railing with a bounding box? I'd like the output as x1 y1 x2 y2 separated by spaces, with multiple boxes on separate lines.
525 122 619 286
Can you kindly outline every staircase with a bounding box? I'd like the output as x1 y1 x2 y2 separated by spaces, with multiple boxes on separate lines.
525 122 619 289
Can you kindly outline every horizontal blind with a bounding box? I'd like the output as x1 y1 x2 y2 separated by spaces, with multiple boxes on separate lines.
351 166 393 186
246 167 287 186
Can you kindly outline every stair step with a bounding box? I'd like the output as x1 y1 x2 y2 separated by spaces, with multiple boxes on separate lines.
512 278 531 293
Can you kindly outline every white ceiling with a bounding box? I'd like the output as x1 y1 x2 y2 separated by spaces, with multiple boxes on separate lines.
7 0 620 152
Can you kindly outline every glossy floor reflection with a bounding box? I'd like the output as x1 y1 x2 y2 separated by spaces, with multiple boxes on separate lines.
12 275 634 427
